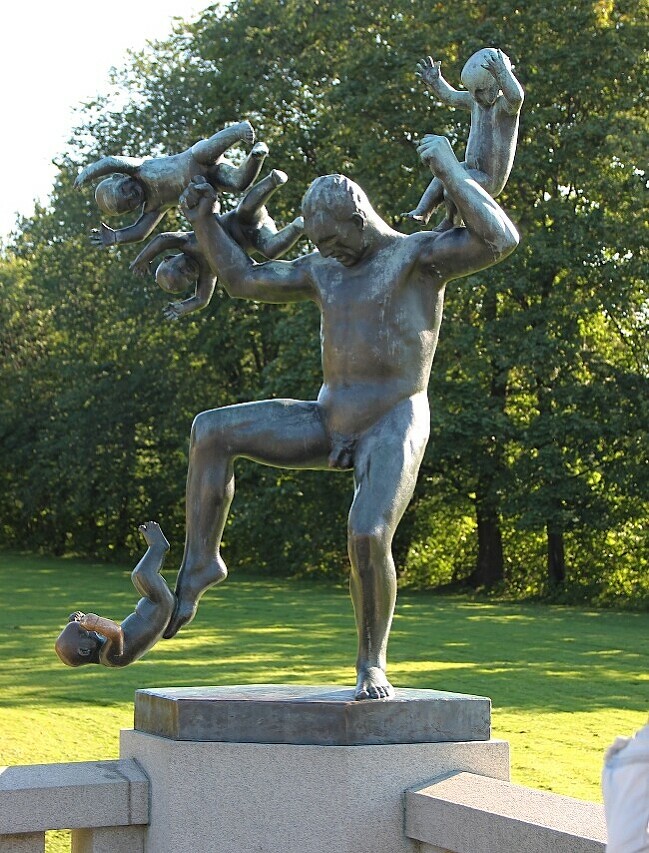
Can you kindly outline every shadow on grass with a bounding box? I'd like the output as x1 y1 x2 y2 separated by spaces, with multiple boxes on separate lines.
0 553 647 716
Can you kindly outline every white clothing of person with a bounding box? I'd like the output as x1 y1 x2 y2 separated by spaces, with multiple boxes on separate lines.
602 722 649 852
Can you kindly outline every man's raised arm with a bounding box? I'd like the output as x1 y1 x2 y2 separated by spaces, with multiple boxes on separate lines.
180 177 315 304
416 135 519 278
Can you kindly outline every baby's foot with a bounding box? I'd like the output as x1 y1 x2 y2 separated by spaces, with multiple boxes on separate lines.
401 209 429 224
237 120 256 146
269 169 288 187
138 521 170 552
251 141 270 159
355 666 394 700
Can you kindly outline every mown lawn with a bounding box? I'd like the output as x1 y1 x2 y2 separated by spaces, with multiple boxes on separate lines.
1 550 647 846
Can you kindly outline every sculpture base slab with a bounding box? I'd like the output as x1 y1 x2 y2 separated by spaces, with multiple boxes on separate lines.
122 684 509 853
134 683 491 745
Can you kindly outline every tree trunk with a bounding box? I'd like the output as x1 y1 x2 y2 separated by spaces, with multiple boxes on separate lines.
469 496 505 588
546 523 566 587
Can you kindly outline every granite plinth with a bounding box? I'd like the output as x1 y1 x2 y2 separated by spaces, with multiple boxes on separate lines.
134 684 490 745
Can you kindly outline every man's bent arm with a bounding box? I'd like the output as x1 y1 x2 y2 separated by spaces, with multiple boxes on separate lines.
418 135 519 277
193 212 315 304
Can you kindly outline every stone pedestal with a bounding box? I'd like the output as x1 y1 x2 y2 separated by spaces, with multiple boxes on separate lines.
120 685 509 853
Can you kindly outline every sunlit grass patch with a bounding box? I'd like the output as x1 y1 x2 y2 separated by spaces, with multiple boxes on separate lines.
1 551 647 816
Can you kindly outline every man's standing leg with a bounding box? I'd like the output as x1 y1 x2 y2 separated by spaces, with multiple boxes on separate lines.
165 399 329 638
347 395 430 699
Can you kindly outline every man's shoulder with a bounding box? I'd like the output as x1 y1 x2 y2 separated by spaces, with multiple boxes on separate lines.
399 229 443 255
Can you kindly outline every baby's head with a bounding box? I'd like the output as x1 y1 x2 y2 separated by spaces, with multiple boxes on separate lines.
155 253 200 294
95 175 145 216
55 614 103 667
461 48 511 106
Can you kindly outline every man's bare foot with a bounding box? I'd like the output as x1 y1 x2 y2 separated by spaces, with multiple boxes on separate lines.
138 521 170 552
163 556 227 639
355 666 394 700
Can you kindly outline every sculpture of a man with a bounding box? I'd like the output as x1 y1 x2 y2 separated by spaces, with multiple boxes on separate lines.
163 135 519 700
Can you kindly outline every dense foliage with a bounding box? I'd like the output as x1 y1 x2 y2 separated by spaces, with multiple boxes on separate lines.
1 0 647 604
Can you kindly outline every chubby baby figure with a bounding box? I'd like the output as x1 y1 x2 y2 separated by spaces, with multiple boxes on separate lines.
55 522 174 668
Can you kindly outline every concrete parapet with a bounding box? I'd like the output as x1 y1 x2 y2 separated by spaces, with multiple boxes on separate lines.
71 826 146 852
405 771 607 853
0 759 148 834
121 684 509 853
0 834 45 853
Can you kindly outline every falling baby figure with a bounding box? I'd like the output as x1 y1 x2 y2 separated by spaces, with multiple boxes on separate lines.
130 169 305 320
74 121 267 248
404 48 524 227
55 522 174 668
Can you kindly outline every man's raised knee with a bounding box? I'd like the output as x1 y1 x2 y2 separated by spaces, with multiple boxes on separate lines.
190 410 227 454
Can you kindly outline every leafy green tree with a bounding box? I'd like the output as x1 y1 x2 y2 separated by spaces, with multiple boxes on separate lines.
0 0 646 606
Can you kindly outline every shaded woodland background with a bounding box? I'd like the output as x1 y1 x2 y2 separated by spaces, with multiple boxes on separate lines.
0 0 647 605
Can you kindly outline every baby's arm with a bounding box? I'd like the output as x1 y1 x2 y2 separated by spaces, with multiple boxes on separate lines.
417 57 472 110
80 612 125 657
164 266 217 320
130 232 190 277
74 156 144 189
482 50 524 116
90 211 166 248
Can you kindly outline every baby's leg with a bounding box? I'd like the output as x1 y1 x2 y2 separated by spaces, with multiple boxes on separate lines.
437 166 492 230
237 169 287 223
191 121 255 165
131 522 174 609
404 176 445 223
215 142 269 193
256 218 305 259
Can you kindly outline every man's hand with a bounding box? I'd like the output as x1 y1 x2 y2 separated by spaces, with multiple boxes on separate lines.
90 223 117 248
180 176 219 225
416 134 456 175
416 56 442 88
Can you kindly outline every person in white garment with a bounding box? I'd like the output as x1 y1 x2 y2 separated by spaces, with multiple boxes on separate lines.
602 720 649 853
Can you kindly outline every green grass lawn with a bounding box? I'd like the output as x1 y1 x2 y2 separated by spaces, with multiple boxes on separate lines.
1 550 647 815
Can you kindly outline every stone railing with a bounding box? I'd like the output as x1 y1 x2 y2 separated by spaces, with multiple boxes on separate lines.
0 757 608 853
405 771 607 853
0 759 148 852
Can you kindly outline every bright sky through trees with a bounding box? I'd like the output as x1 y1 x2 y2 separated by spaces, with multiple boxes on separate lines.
1 0 207 239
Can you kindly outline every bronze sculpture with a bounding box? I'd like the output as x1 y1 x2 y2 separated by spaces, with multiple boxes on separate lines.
403 48 523 227
55 522 174 667
63 48 522 700
130 169 304 319
74 121 266 248
162 132 519 700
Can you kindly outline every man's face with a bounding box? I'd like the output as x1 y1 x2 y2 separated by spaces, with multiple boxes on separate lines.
306 213 366 267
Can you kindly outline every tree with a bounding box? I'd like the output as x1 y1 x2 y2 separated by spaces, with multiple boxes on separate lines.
0 0 646 605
